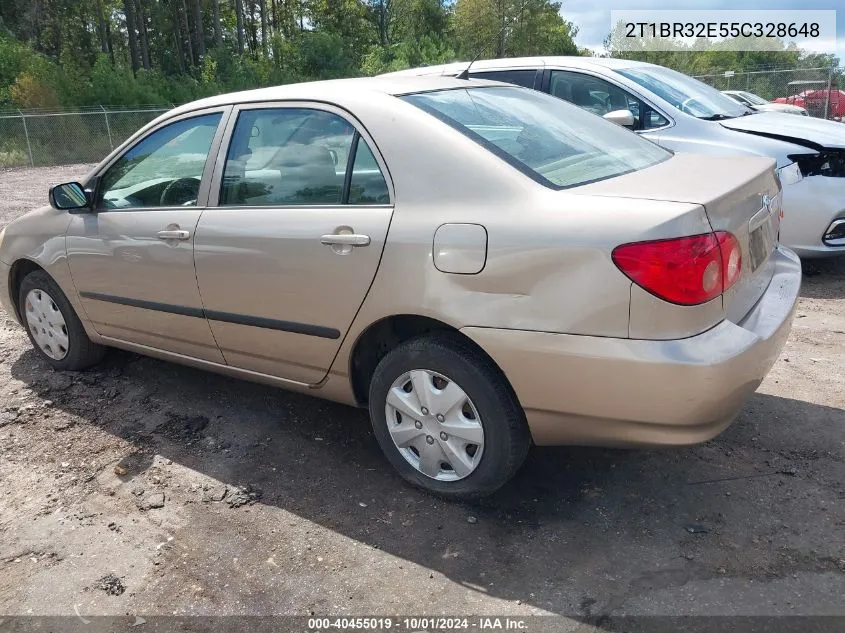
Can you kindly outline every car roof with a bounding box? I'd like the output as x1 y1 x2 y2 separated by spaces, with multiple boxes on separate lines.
380 56 655 77
167 75 502 117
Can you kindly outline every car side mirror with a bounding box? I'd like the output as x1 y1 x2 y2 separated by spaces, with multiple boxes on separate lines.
603 109 635 129
49 182 91 213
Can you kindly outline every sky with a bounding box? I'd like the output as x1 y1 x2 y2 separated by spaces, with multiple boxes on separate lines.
563 0 844 60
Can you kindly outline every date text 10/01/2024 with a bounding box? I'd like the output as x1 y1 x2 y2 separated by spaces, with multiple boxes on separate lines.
307 617 528 630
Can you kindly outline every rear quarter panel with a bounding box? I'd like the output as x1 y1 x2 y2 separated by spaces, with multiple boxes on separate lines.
343 189 708 335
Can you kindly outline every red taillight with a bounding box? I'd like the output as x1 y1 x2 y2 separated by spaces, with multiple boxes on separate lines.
612 231 742 306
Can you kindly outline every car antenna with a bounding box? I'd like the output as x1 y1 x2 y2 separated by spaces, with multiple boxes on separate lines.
456 0 534 80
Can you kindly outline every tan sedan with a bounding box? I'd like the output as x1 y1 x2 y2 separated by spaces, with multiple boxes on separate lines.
0 77 801 498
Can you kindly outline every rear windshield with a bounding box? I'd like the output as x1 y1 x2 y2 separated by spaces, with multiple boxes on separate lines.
402 86 670 189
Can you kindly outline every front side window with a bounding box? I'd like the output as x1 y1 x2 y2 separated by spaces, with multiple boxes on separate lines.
403 86 670 189
549 71 668 131
221 108 362 206
617 66 753 120
98 113 222 209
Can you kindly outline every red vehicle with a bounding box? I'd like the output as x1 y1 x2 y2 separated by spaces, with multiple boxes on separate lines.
775 81 845 119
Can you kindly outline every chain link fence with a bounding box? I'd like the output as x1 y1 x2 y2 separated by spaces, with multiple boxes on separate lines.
0 105 172 168
693 66 845 120
2 67 843 169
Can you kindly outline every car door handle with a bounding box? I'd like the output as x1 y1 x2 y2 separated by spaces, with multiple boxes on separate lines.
156 230 190 240
320 234 370 247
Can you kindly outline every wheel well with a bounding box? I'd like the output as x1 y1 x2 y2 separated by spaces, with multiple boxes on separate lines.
8 259 44 321
349 314 507 407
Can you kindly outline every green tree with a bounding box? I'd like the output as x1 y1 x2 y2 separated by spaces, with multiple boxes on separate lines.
453 0 577 59
0 0 585 108
307 0 373 66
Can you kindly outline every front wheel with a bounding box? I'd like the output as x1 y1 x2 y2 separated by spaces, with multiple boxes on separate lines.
368 333 530 500
19 270 106 371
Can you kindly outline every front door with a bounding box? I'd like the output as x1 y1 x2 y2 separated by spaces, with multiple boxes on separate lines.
66 110 227 362
194 104 394 383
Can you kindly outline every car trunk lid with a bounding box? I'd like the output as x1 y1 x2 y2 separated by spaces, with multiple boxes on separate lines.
573 152 781 323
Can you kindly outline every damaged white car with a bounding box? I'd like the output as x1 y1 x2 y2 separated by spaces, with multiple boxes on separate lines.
387 58 845 257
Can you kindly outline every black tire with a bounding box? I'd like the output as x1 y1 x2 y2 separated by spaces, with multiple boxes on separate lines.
368 332 530 500
18 269 106 371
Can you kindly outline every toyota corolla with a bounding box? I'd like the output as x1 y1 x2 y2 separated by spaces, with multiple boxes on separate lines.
0 77 800 498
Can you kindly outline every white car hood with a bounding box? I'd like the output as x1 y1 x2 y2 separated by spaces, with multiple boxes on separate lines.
720 112 845 150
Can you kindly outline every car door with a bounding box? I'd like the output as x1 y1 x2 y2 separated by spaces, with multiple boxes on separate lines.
66 108 229 362
544 70 671 136
193 103 394 384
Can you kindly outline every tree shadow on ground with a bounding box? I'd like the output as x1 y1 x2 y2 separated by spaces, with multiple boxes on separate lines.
9 346 845 616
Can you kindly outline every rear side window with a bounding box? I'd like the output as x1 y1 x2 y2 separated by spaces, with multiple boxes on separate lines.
221 108 353 206
220 108 389 206
348 139 390 204
469 69 538 89
403 87 670 189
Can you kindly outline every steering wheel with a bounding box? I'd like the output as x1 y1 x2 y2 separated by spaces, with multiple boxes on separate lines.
159 177 201 206
679 96 705 115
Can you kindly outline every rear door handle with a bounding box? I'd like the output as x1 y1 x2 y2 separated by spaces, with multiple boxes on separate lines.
157 230 190 240
320 234 370 247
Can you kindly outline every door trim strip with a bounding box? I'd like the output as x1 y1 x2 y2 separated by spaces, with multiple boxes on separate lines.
80 292 205 318
79 291 340 339
204 309 340 339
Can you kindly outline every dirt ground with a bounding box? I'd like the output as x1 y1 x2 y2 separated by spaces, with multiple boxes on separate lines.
0 164 843 620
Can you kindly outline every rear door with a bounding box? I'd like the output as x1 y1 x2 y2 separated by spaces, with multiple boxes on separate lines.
193 103 394 384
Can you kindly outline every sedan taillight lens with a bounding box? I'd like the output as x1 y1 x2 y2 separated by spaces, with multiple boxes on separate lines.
612 231 742 306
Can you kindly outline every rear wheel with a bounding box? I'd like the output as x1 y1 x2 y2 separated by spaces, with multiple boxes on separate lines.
19 270 106 371
368 333 530 499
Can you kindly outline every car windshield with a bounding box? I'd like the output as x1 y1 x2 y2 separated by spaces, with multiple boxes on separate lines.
617 66 753 120
402 86 670 189
739 91 769 106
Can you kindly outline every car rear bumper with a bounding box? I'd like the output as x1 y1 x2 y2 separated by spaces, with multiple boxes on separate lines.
461 246 801 447
0 260 16 324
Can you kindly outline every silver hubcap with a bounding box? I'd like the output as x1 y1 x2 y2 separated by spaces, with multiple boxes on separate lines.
385 369 484 481
24 289 69 360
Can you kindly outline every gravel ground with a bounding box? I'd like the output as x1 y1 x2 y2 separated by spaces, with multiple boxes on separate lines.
0 164 843 619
